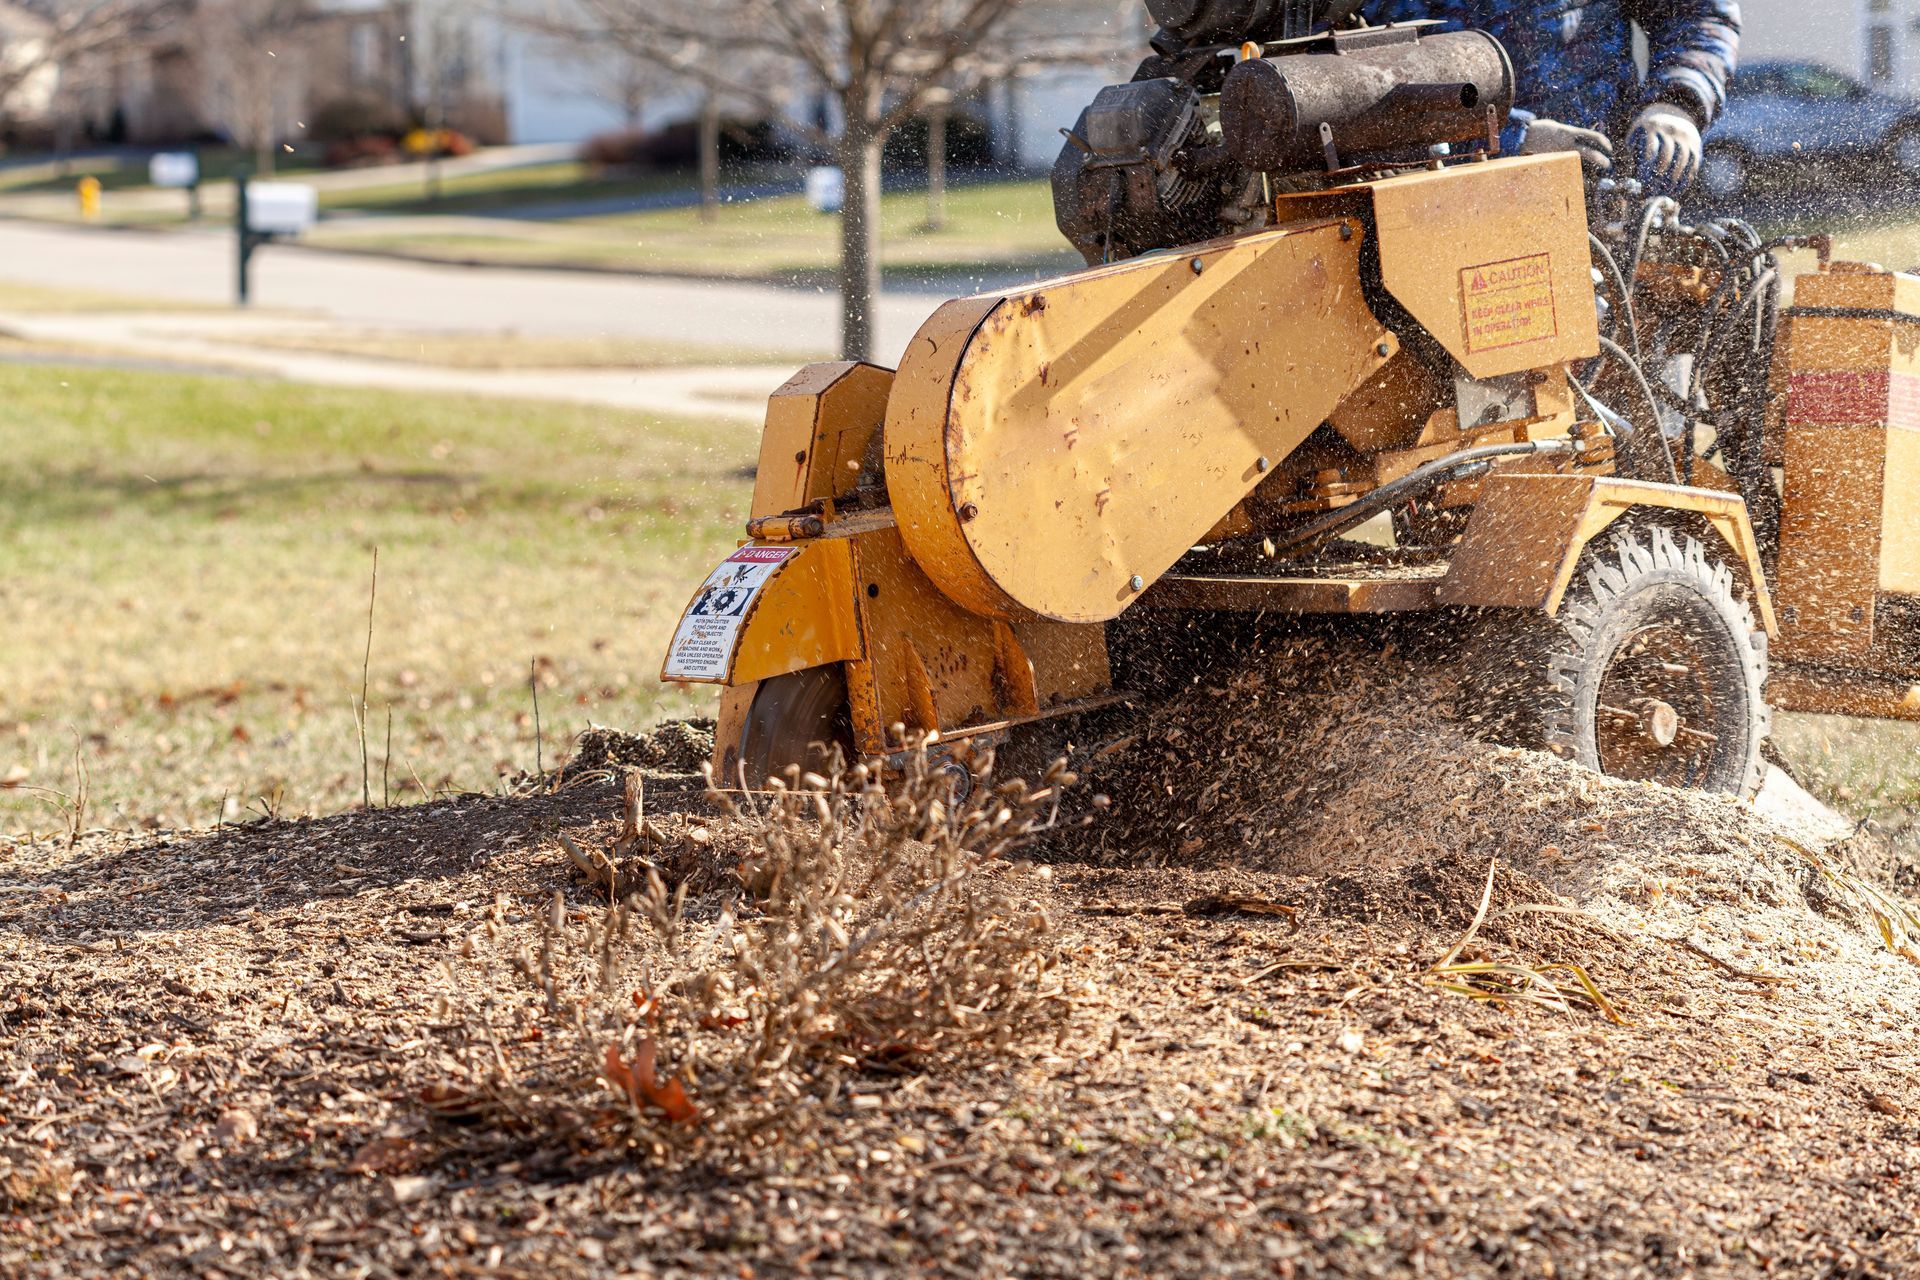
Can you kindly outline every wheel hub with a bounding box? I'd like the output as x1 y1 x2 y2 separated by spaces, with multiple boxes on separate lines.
1636 697 1679 748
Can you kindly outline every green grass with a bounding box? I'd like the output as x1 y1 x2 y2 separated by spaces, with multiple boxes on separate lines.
0 279 222 314
318 161 703 216
311 178 1080 282
0 147 325 196
172 327 824 370
0 364 754 840
1771 713 1920 827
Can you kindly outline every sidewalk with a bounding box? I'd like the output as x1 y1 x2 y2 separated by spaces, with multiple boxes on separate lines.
0 308 798 422
0 142 579 224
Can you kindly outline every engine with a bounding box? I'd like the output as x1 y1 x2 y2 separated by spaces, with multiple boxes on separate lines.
1053 0 1516 264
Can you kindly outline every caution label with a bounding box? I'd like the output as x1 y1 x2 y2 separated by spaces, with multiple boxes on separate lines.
1460 253 1558 354
662 546 797 683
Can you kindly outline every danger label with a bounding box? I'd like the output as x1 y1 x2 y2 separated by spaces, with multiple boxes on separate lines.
662 546 797 683
1460 253 1558 353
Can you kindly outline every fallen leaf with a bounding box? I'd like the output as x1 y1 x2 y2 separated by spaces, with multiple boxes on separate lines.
348 1135 421 1175
214 1109 258 1146
605 1040 698 1124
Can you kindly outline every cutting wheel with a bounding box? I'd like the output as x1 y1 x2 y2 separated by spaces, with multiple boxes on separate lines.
735 667 851 789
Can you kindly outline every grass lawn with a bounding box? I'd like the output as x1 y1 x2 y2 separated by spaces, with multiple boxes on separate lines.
0 279 223 314
1770 713 1920 834
0 146 325 196
0 364 753 840
311 178 1080 282
317 161 708 216
171 327 827 370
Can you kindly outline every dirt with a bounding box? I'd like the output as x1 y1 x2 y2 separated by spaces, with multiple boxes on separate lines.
7 653 1920 1278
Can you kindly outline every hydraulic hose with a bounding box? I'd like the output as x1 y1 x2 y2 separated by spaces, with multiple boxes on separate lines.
1591 335 1681 485
1589 232 1641 359
1267 437 1578 559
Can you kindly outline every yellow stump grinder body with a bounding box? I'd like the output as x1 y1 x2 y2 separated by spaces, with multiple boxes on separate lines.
663 8 1920 798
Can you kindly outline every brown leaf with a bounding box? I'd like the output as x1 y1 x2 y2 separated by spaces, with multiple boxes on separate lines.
348 1135 422 1175
213 1109 258 1146
605 1040 698 1125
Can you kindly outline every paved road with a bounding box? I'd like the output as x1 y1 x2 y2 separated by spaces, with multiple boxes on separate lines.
0 219 951 363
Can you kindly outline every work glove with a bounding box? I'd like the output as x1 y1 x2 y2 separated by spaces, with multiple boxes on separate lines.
1517 117 1614 171
1629 103 1702 189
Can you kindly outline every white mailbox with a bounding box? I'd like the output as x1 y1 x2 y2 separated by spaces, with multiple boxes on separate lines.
245 182 318 236
805 166 844 214
149 152 199 189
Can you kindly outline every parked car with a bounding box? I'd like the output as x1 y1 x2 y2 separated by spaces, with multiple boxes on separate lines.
1700 60 1920 200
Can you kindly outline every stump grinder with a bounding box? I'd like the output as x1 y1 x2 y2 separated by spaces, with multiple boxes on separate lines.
663 0 1920 798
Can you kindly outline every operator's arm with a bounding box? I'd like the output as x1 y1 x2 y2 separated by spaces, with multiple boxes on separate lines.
1626 0 1742 130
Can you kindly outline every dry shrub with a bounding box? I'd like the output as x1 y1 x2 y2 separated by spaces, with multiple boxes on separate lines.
437 742 1073 1160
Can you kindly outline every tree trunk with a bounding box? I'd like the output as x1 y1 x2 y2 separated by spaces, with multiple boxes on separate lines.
254 79 276 176
925 98 949 232
838 124 884 362
698 93 721 224
426 92 445 203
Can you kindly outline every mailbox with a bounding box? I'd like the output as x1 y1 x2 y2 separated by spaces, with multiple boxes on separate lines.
149 152 199 190
244 182 318 236
805 166 844 215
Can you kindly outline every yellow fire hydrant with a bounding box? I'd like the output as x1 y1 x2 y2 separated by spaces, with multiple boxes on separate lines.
76 175 101 221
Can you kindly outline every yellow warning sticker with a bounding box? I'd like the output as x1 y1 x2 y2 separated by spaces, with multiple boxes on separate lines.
1460 253 1558 353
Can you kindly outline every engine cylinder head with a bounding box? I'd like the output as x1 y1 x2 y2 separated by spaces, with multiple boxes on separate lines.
1220 27 1514 172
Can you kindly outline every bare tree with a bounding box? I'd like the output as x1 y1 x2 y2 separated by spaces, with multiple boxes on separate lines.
557 0 1041 361
409 0 473 201
510 2 786 226
0 0 184 121
527 15 675 133
520 0 1142 360
196 0 309 176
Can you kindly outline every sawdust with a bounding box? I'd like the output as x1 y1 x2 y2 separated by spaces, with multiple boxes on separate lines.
1079 631 1920 1025
10 644 1920 1275
552 720 716 782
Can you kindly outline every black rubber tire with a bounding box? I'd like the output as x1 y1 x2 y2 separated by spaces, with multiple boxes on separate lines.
1462 527 1769 796
735 666 851 789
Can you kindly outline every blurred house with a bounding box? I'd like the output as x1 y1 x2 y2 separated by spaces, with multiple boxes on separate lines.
0 2 57 128
37 0 504 149
20 0 1145 168
1740 0 1920 95
489 0 1146 169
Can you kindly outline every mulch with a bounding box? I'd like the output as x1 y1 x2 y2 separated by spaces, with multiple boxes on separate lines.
6 682 1920 1278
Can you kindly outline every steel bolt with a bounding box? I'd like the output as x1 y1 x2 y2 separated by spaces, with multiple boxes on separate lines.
1191 257 1205 274
958 501 979 522
1128 574 1145 592
1338 223 1353 241
1254 455 1270 473
1376 342 1392 357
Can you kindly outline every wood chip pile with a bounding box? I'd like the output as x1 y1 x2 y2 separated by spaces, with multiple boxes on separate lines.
7 645 1920 1277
